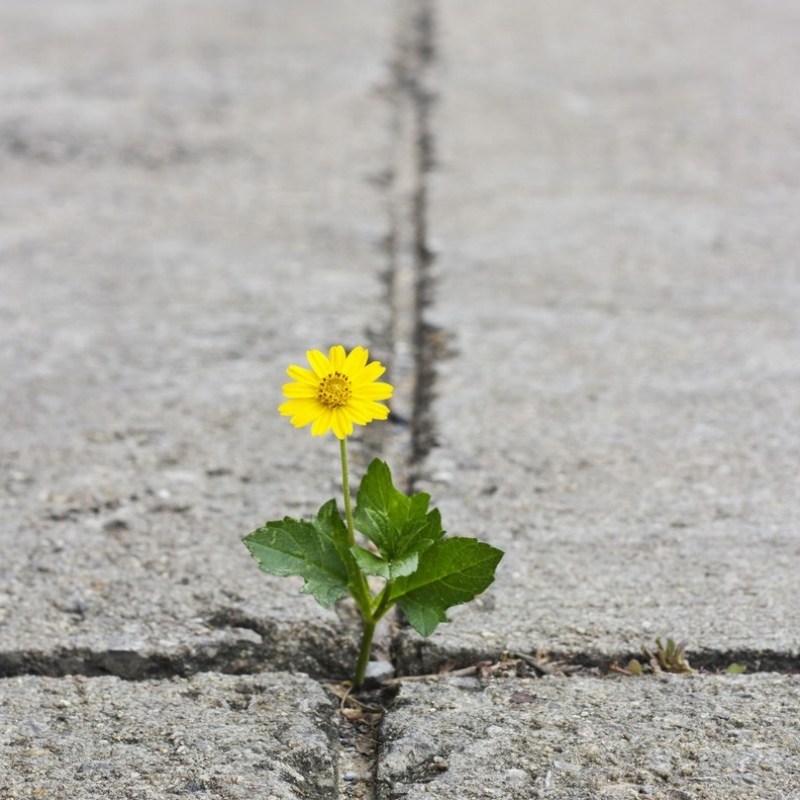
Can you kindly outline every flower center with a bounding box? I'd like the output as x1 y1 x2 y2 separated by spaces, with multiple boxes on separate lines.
317 372 352 408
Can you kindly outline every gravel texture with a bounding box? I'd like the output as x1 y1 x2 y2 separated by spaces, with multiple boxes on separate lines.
377 674 800 800
0 672 338 800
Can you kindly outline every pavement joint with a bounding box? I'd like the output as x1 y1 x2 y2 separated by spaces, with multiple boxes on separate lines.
392 638 800 681
377 0 439 494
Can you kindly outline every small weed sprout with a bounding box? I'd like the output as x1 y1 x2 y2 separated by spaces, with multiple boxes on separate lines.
241 346 503 688
625 637 693 676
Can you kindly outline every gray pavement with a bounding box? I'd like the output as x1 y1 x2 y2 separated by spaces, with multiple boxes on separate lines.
0 0 394 677
2 0 799 798
378 675 800 799
401 0 800 671
0 672 337 799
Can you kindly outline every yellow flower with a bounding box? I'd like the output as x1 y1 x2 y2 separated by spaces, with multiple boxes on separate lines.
279 345 394 439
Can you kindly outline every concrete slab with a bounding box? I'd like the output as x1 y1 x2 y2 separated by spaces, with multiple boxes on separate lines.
0 0 394 676
377 674 800 799
0 671 337 799
397 0 800 668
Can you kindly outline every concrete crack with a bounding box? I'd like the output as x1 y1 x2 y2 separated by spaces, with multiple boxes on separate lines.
390 639 800 679
375 0 439 495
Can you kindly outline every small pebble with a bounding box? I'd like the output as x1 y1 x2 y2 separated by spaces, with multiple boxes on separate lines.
365 660 395 683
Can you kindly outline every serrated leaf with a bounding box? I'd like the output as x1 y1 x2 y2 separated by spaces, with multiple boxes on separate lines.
389 538 503 637
350 546 419 580
350 546 390 580
242 499 351 608
354 459 443 561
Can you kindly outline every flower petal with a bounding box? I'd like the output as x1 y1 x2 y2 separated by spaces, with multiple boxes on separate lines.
279 399 321 425
307 349 331 378
287 365 319 386
345 402 371 425
278 399 308 416
342 346 369 376
311 408 333 436
348 398 390 422
354 381 394 401
328 345 346 371
351 361 386 386
332 408 353 439
364 401 390 420
282 382 318 399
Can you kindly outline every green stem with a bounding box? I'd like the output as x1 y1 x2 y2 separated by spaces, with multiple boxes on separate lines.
340 437 356 546
353 582 395 687
354 618 376 689
339 437 374 626
371 582 393 622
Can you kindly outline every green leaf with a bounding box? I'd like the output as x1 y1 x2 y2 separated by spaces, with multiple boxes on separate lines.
726 662 747 674
350 545 419 580
389 538 503 636
354 459 443 561
242 499 352 608
350 545 390 579
627 659 644 676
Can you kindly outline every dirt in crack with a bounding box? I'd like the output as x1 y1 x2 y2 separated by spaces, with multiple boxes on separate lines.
325 682 399 800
